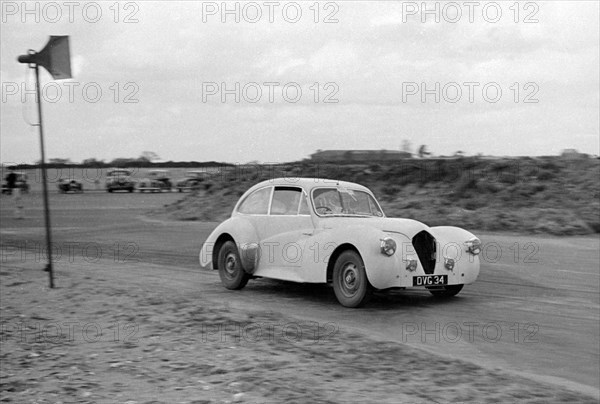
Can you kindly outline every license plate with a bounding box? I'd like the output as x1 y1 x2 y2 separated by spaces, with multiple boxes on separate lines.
413 275 448 286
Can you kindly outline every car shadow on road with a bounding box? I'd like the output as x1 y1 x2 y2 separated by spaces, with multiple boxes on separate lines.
243 278 465 310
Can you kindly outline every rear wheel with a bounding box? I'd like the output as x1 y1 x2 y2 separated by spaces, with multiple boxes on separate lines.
428 284 463 297
217 241 250 290
332 250 370 308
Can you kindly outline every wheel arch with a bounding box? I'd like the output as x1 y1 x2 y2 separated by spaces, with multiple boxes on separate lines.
326 243 360 282
212 233 235 270
200 216 259 270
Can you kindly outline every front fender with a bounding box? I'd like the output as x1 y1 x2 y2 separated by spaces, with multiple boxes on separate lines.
429 226 480 284
199 216 259 271
305 225 405 288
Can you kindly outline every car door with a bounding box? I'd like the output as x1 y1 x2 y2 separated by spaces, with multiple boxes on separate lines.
236 185 273 246
255 186 314 281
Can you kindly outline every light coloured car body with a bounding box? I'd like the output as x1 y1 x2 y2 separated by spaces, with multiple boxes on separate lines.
138 170 172 192
200 178 480 296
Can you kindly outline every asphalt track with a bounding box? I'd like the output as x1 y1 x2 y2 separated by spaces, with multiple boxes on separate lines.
1 190 598 399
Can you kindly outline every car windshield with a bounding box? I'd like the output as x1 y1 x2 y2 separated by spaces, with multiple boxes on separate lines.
312 187 384 217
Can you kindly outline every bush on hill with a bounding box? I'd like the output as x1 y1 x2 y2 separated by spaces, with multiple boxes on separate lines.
154 157 600 235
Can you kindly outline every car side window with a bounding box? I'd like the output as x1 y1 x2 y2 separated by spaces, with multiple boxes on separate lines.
313 188 343 214
270 187 302 215
238 187 272 215
340 190 383 216
299 193 311 215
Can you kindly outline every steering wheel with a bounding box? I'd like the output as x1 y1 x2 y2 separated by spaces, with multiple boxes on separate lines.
316 206 332 214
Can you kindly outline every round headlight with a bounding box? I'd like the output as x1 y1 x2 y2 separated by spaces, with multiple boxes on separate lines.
465 237 481 255
380 237 397 256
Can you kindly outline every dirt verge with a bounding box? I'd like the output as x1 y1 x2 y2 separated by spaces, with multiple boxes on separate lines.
1 257 597 403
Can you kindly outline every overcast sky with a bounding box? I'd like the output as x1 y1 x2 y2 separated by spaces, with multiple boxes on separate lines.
1 1 598 164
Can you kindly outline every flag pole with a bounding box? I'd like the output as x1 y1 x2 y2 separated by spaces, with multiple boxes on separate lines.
18 36 73 288
34 63 55 288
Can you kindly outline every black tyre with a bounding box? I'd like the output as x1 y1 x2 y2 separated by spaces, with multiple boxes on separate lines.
332 250 370 308
428 284 463 297
217 241 250 290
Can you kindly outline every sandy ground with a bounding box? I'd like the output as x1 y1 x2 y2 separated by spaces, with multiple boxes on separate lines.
1 255 598 404
1 191 599 403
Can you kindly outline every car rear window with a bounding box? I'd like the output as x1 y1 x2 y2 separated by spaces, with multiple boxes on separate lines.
238 187 271 215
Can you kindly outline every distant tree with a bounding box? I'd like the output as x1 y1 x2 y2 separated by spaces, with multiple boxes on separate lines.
417 145 431 158
49 158 72 165
82 158 105 167
109 157 137 167
454 150 465 157
140 151 161 162
401 140 412 155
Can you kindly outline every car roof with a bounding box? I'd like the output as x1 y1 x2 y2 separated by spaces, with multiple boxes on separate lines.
245 178 373 194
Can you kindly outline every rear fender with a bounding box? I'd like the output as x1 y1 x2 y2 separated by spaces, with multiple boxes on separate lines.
199 217 259 272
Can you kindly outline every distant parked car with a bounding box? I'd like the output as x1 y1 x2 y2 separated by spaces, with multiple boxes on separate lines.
58 178 83 193
138 170 172 192
2 172 29 194
106 168 135 193
175 170 207 192
200 178 481 308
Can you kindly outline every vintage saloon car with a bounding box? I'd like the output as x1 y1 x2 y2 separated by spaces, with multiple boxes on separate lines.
175 170 207 192
106 168 136 193
200 178 481 308
138 170 172 192
57 178 83 193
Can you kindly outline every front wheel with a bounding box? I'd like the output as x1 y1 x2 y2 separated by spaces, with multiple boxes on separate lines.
217 241 250 290
428 284 463 297
332 250 370 308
